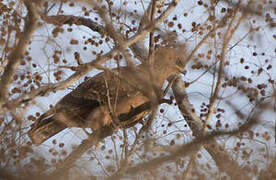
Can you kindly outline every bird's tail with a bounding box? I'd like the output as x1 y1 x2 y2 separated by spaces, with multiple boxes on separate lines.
28 114 66 145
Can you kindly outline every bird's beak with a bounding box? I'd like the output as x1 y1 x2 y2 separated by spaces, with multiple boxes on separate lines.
175 59 186 75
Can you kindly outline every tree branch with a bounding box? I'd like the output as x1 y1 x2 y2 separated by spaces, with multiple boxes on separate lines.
42 15 106 36
0 0 39 103
204 1 244 130
171 75 251 180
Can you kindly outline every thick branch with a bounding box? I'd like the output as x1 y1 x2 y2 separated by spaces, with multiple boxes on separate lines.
171 76 250 180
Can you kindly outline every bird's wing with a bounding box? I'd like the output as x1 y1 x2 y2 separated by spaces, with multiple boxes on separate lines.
60 70 137 107
36 70 136 125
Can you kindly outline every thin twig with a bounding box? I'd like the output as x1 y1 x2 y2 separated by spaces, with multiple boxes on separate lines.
204 1 245 131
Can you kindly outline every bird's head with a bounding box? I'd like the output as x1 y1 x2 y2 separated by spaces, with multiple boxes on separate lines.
152 45 187 80
124 45 187 98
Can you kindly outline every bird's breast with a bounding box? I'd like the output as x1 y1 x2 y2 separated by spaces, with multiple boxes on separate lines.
85 94 148 131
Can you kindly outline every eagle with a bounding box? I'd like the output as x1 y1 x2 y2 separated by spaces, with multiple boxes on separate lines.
28 46 185 145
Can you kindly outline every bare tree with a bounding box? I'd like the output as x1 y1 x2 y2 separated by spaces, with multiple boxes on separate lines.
0 0 275 179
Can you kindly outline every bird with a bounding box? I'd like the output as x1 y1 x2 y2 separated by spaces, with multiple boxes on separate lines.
28 46 186 145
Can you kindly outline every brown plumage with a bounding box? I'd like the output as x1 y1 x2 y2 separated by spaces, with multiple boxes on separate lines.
28 46 185 145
